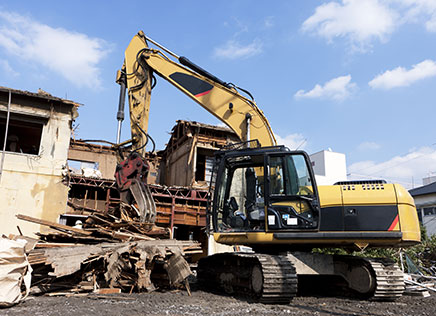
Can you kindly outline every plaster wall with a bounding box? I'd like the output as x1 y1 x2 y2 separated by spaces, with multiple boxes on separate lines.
0 98 74 237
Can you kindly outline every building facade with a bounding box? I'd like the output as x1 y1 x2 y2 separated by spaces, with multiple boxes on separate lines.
0 87 79 236
409 182 436 237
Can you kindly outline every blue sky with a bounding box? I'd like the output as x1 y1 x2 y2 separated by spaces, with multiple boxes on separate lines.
1 0 436 188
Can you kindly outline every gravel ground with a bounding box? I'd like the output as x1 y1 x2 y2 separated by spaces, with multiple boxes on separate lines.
2 290 435 316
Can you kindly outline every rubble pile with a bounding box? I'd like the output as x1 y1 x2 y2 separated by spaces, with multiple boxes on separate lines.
18 208 169 243
10 211 202 297
402 249 436 297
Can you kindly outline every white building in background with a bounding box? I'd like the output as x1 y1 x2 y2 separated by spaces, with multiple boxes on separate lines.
423 173 436 186
310 149 347 185
409 181 436 237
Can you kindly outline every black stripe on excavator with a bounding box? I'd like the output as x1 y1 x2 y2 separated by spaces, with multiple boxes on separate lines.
274 231 402 240
169 72 213 97
319 205 399 231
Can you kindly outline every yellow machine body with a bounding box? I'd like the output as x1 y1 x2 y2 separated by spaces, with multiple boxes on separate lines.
214 183 420 249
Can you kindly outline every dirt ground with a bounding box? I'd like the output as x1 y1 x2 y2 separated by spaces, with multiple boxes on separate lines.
2 290 434 316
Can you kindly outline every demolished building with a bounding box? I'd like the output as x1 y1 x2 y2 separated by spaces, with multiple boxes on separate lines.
161 120 239 188
64 120 239 241
0 87 237 266
0 87 79 237
0 87 238 297
0 86 239 242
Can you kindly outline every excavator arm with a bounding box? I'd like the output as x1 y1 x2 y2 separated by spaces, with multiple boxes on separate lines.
115 31 277 224
117 31 276 153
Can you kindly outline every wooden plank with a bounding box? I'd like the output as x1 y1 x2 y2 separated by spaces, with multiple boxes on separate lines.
89 214 115 226
94 288 121 294
35 242 83 248
94 225 154 241
16 214 93 236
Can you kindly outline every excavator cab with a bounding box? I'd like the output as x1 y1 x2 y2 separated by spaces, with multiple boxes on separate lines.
211 145 320 233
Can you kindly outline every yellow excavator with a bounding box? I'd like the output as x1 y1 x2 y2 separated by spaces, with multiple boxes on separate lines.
114 31 421 303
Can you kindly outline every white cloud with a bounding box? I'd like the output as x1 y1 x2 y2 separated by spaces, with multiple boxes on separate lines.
357 141 381 151
275 133 307 150
399 0 436 32
0 59 19 77
294 75 356 101
348 146 436 188
0 12 110 88
213 39 263 60
428 15 436 31
302 0 397 51
368 59 436 90
302 1 436 51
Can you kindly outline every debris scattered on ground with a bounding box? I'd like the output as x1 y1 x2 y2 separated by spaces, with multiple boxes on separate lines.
10 211 202 300
404 274 436 297
25 239 199 296
17 211 169 244
401 251 436 297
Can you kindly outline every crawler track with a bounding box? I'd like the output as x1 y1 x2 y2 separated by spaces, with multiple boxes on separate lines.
333 256 405 300
366 259 404 300
197 253 297 304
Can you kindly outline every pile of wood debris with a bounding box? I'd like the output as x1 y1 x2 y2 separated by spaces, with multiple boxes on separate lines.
404 273 436 297
402 252 436 297
12 212 202 297
17 210 169 243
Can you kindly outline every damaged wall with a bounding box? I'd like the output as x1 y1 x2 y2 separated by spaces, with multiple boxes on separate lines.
68 140 119 180
163 120 239 188
0 87 79 237
68 139 163 184
165 137 195 187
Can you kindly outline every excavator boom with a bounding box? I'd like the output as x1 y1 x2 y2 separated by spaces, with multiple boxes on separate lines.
118 31 276 152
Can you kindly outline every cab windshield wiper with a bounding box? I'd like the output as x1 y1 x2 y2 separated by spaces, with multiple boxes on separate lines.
297 195 314 201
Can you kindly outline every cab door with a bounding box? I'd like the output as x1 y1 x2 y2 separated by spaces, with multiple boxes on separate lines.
264 153 320 231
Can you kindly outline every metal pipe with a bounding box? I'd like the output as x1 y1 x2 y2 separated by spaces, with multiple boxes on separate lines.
179 56 230 88
0 90 12 183
112 138 134 151
146 35 230 88
116 73 127 144
399 249 404 272
245 113 252 147
145 35 180 60
405 279 436 292
116 120 123 144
